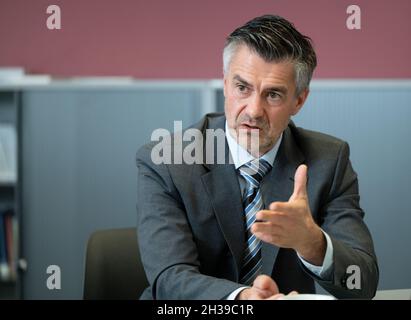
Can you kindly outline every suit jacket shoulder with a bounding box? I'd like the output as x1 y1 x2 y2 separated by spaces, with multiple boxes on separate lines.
288 121 348 160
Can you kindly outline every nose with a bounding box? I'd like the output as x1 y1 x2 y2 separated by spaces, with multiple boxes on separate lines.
246 94 265 119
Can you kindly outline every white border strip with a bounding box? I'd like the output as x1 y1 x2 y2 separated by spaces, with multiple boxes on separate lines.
1 79 411 91
207 79 411 89
0 80 209 91
311 79 411 89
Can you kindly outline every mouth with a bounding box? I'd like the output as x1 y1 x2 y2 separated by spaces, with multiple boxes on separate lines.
239 123 261 130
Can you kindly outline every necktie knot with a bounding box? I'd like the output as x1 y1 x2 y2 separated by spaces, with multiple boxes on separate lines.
238 158 272 188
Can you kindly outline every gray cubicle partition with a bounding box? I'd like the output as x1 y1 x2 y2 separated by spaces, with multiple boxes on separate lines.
20 82 211 299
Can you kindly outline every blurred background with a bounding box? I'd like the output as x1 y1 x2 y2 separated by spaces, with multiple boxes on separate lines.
0 0 410 299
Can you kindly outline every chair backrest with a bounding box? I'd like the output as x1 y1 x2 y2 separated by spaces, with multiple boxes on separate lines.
83 228 149 299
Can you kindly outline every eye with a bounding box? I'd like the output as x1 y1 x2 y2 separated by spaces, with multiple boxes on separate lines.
237 84 247 92
268 91 281 99
234 83 250 97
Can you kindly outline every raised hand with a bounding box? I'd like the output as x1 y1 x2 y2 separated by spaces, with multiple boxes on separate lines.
251 165 326 265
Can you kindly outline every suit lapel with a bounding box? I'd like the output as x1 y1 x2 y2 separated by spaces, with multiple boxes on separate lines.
260 123 305 275
201 115 245 280
201 166 245 280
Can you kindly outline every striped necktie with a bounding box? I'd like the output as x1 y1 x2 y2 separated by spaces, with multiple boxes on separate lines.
238 158 272 286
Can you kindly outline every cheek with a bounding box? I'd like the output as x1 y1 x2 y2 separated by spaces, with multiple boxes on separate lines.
266 108 292 129
225 94 243 120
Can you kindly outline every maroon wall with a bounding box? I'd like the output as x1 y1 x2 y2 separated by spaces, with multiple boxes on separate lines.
0 0 410 78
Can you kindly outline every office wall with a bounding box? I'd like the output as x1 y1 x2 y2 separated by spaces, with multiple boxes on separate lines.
0 0 410 78
1 0 410 299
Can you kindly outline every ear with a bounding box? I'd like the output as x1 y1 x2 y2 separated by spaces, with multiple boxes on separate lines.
291 88 309 116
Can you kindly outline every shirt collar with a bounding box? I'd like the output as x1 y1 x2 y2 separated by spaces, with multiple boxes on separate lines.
225 121 283 169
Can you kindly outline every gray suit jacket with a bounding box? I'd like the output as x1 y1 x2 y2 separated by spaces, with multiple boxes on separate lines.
136 113 378 299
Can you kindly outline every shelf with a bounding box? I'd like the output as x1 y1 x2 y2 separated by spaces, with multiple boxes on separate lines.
0 181 16 187
0 274 17 284
0 89 20 299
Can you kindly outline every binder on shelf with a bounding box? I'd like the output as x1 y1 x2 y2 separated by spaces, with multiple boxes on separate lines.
0 208 16 282
5 212 16 281
0 208 9 280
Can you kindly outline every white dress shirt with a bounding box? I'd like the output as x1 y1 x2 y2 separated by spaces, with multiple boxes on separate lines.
224 121 334 299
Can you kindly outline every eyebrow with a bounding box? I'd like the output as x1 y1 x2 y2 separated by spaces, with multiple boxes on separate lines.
232 74 288 95
233 75 251 87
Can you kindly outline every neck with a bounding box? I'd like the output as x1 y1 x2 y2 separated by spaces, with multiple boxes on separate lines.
228 127 278 158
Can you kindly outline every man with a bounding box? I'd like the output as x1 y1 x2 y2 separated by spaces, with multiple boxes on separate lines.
136 15 379 300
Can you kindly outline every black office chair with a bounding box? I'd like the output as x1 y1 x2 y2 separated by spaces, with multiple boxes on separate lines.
83 228 149 300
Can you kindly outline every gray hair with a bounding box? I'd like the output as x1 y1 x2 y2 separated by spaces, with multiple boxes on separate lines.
223 15 317 97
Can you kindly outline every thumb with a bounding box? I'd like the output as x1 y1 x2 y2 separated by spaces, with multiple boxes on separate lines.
252 275 279 296
290 164 308 201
